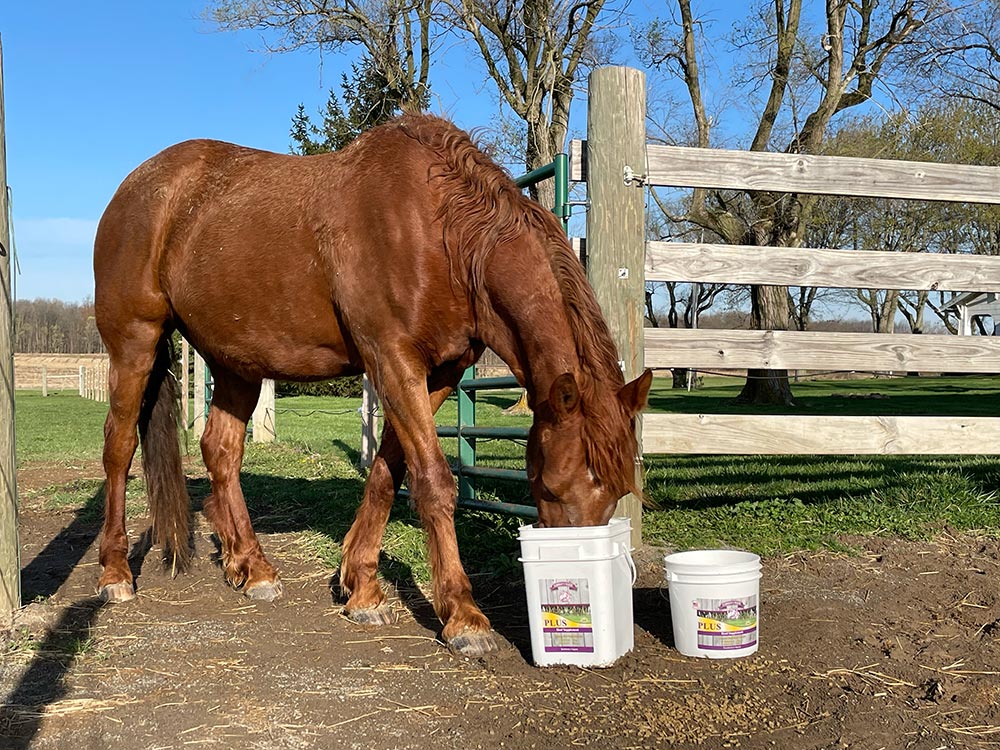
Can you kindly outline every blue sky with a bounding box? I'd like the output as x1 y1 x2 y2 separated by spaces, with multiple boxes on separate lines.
3 2 766 304
2 2 501 302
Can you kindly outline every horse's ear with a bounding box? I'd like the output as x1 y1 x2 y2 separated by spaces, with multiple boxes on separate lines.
548 373 581 419
619 369 652 416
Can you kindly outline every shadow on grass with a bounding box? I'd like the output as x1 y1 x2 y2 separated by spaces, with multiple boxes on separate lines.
643 454 1000 509
331 439 361 471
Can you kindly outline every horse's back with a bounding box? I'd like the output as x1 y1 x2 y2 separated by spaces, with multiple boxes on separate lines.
93 122 473 380
94 138 274 279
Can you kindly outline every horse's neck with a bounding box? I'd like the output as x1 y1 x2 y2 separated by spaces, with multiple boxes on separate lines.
478 260 579 408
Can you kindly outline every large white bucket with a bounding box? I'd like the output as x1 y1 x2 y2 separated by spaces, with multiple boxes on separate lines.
664 549 761 659
518 517 635 667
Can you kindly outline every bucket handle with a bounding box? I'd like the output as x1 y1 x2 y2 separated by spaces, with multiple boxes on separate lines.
624 546 637 586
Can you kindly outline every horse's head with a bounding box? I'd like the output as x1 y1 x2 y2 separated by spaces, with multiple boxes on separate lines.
526 369 653 527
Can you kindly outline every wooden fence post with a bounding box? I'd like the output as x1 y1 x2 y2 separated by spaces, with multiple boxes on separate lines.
0 35 19 627
193 352 206 440
78 365 85 396
252 379 275 443
586 66 647 548
180 338 189 428
360 375 379 469
41 366 47 397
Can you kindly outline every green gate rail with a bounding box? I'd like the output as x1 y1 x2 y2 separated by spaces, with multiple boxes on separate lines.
447 154 569 518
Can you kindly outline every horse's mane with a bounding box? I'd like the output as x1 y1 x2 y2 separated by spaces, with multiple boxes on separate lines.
394 114 639 496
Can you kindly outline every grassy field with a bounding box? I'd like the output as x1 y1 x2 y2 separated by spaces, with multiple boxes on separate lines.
14 374 1000 582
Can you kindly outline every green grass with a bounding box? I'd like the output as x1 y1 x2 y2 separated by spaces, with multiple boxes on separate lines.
14 375 1000 584
647 374 1000 417
639 374 1000 554
15 392 108 463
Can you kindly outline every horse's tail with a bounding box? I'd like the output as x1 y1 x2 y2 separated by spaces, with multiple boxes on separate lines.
139 335 191 574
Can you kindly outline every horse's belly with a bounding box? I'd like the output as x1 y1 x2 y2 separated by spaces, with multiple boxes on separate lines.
176 305 360 382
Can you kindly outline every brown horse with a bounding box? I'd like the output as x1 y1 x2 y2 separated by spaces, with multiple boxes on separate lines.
93 114 651 656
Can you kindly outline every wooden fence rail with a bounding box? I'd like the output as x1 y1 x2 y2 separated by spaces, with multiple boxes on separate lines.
571 140 1000 204
645 242 1000 292
572 66 1000 463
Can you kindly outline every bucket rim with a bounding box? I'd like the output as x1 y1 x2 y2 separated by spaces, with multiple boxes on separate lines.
518 516 631 541
663 548 760 569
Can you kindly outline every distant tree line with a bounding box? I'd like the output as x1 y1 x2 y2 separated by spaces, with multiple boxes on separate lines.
15 298 104 353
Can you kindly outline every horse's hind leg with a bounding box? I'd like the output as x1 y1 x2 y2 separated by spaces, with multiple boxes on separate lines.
98 324 162 601
340 420 405 624
200 369 282 600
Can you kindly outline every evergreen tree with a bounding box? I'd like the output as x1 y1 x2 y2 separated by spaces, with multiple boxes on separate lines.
290 56 429 155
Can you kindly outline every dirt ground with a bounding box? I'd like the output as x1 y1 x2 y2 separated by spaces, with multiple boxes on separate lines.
2 463 1000 750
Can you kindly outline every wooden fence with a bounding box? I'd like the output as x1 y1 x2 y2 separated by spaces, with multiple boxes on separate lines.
14 354 110 402
572 66 1000 462
180 339 275 443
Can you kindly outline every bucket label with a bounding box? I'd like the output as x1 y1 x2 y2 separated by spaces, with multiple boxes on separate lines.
695 596 758 652
539 578 594 653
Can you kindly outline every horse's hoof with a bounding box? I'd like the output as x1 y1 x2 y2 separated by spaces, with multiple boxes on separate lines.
245 579 283 601
98 582 135 603
448 630 499 657
345 605 395 626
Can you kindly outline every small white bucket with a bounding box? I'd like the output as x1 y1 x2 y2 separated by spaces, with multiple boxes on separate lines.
664 549 761 659
518 517 635 667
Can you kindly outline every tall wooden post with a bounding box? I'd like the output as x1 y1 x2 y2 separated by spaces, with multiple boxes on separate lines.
252 378 275 443
193 352 206 440
360 375 379 470
586 66 647 548
180 338 189 428
0 36 20 626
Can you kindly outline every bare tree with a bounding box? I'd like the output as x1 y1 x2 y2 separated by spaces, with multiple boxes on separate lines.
447 0 614 205
912 1 1000 112
210 0 435 109
639 0 935 404
821 100 1000 333
14 298 104 353
210 0 616 209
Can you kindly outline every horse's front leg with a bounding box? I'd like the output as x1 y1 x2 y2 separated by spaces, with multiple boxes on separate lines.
374 364 497 656
200 371 283 600
414 457 497 656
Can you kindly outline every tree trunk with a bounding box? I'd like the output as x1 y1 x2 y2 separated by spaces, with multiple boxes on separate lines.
526 115 560 208
502 389 532 415
736 284 796 406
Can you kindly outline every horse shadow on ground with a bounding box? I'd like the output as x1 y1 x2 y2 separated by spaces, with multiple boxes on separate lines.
3 469 531 747
2 483 153 750
184 472 530 652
